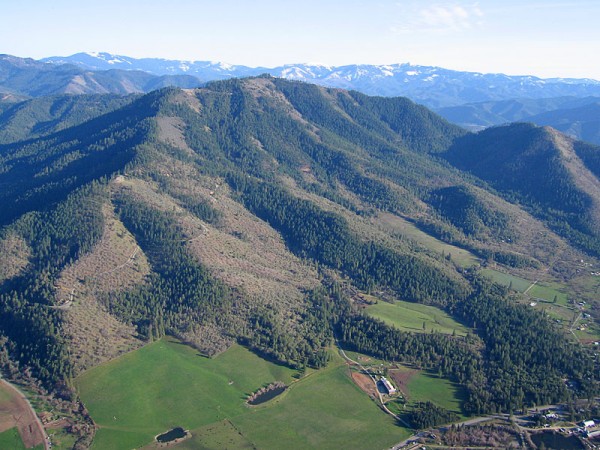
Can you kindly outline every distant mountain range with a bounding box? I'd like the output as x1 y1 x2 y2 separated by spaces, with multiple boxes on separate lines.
0 54 201 98
436 97 600 145
34 52 600 107
3 52 600 145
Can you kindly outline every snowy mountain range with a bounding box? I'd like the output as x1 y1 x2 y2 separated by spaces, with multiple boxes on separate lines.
41 52 600 108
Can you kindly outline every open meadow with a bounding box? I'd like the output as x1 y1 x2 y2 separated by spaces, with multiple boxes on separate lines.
365 299 470 336
386 364 467 425
77 338 410 449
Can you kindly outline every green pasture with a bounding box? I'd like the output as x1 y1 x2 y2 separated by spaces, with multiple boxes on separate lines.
146 420 254 450
405 371 465 417
480 268 532 292
365 299 470 336
0 428 26 450
528 283 568 305
78 339 409 450
234 352 408 449
377 214 479 268
77 339 297 449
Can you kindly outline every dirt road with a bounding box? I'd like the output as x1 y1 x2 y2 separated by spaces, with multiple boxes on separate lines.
0 378 49 449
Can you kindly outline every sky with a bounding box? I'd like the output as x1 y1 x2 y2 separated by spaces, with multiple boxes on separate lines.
2 0 599 79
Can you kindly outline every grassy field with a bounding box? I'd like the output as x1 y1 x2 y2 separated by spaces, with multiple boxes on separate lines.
528 283 568 305
0 428 27 450
78 339 297 449
406 371 465 417
234 352 408 449
385 364 467 427
78 339 409 449
142 420 254 450
376 213 480 268
480 268 532 292
365 299 470 336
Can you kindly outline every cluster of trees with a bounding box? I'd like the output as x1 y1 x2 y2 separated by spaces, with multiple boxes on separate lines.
447 277 597 413
428 185 513 240
410 401 460 428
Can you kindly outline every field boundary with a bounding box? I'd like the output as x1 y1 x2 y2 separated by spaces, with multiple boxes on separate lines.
0 379 48 450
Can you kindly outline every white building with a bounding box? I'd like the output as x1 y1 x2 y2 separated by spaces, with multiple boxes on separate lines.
380 377 396 395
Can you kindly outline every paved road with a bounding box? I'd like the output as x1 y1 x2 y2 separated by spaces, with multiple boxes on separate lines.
390 403 575 449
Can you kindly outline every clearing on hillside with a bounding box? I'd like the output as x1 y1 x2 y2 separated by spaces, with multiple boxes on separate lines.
365 299 470 336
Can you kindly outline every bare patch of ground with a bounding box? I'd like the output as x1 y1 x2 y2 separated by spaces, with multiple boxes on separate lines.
388 367 419 399
0 380 46 449
175 89 203 113
156 116 195 156
186 182 320 310
57 203 150 302
242 77 320 136
351 371 378 398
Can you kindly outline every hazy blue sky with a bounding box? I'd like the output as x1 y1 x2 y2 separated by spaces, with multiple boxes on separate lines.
3 0 599 78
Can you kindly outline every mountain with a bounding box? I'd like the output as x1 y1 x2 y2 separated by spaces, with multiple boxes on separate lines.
0 54 202 98
41 52 600 108
435 96 600 130
527 101 600 145
1 77 599 447
446 123 600 254
0 93 138 144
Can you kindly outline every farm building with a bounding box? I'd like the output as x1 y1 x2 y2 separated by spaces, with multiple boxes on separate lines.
380 377 396 395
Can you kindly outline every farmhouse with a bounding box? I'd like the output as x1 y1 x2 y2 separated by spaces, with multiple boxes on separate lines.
380 377 396 395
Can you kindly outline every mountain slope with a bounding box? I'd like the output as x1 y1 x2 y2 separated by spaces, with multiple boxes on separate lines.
0 93 138 144
0 79 597 446
435 96 600 130
446 123 600 254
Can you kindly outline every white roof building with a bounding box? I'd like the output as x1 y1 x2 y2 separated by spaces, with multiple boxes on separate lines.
380 377 396 395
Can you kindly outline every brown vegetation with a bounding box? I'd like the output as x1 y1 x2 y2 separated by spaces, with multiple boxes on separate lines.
0 380 46 449
0 232 30 284
442 423 521 449
57 202 148 373
388 367 418 399
156 115 195 156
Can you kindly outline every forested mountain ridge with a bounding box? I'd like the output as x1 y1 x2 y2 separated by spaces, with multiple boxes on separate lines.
0 93 138 144
1 77 599 446
445 123 600 255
